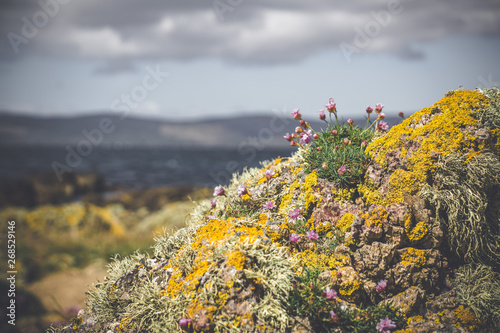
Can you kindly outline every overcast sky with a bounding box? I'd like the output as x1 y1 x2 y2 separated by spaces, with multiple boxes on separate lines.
0 0 499 121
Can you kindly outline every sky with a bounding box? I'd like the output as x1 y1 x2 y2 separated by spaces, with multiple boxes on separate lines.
0 0 499 121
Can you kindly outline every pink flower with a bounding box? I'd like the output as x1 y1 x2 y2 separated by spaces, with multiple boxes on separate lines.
324 286 337 299
376 317 397 333
347 119 354 126
378 121 389 131
338 166 347 175
319 109 326 120
290 141 297 146
326 98 336 113
284 133 292 142
213 185 225 197
398 111 404 118
343 138 350 145
300 133 311 144
291 109 302 120
289 233 300 243
361 139 368 147
366 105 373 114
237 184 248 196
288 208 302 221
378 112 385 120
210 199 217 208
263 200 276 210
295 126 303 134
299 120 306 127
331 129 338 136
376 279 387 292
375 103 384 113
178 318 191 328
313 133 319 139
306 230 319 240
265 169 275 180
334 145 338 150
330 310 338 322
322 162 328 169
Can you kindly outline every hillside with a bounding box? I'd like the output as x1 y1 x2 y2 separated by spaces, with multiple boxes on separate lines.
49 89 500 332
0 112 402 148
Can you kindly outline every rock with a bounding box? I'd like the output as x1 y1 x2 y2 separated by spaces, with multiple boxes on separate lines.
382 286 426 315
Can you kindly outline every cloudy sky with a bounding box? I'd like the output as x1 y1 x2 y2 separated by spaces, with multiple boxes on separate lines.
0 0 499 121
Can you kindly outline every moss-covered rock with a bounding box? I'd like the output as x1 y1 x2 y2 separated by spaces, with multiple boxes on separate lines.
49 89 500 333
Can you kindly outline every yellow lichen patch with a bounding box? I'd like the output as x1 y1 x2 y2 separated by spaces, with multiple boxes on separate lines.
454 305 483 331
404 214 428 242
278 179 300 214
117 317 135 333
333 187 356 202
363 90 490 205
227 250 246 270
336 212 355 233
401 248 426 268
339 280 361 296
406 315 423 325
295 250 347 271
303 171 319 213
315 222 332 235
360 206 388 228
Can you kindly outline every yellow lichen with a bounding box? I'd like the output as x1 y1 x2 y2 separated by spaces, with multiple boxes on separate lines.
336 213 355 233
404 213 429 242
363 90 490 205
360 206 387 228
227 250 246 270
454 305 483 331
339 280 361 296
401 248 426 268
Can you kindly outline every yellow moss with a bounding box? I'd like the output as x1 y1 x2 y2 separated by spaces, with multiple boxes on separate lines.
401 248 426 268
363 90 490 205
336 212 355 233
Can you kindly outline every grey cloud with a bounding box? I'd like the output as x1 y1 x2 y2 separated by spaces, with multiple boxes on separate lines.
1 0 499 68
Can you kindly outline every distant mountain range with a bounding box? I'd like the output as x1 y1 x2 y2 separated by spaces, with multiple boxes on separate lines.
0 112 404 148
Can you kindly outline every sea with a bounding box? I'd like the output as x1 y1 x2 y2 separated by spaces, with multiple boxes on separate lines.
0 145 292 189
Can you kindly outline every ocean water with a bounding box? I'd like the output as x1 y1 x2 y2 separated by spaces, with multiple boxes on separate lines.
0 145 292 189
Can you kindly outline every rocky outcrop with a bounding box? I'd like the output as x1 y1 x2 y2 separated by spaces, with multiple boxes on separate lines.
50 89 500 333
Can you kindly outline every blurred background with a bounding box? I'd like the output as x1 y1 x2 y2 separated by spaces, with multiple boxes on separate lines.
0 1 499 331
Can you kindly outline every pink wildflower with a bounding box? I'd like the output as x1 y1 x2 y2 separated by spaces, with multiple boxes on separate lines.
295 126 303 134
306 230 319 240
290 141 297 146
313 133 319 139
324 286 337 300
338 165 347 175
237 184 248 196
347 119 354 126
378 121 389 131
378 112 385 120
263 200 276 210
178 318 191 328
291 109 302 120
343 138 350 145
331 129 338 136
361 139 368 147
284 133 292 142
376 279 387 292
288 208 302 221
375 103 384 113
376 317 397 333
213 185 225 197
322 162 328 169
319 109 326 120
398 111 404 118
326 98 336 113
210 199 217 208
265 169 275 180
289 233 300 243
330 310 338 322
366 105 373 114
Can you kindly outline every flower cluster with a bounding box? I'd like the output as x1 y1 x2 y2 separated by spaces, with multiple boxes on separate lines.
285 98 394 188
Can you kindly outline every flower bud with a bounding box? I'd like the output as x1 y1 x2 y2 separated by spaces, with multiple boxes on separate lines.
366 106 373 114
331 129 338 136
398 111 404 118
319 110 326 120
295 126 303 133
378 112 385 120
347 119 354 126
313 133 319 139
322 162 328 169
343 138 350 145
299 120 306 127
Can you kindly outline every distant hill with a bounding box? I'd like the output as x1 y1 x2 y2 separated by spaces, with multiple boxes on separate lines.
0 112 403 148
